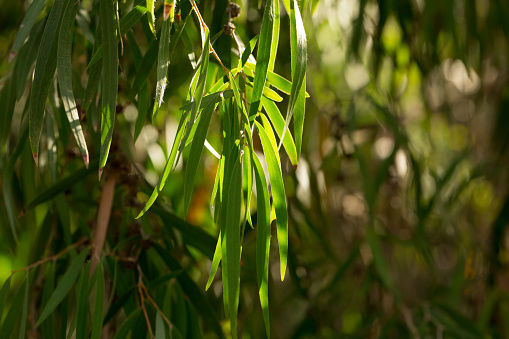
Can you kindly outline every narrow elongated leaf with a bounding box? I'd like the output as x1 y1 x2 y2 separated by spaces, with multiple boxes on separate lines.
153 244 225 339
76 263 91 339
155 312 166 339
99 0 119 178
87 5 147 70
255 121 288 280
253 153 271 338
244 62 309 97
241 35 259 67
146 0 155 34
163 0 176 22
14 20 44 101
29 0 66 165
91 262 105 339
136 112 189 218
36 249 90 327
19 271 29 339
248 0 275 119
129 38 159 98
112 308 143 339
10 0 46 60
280 0 307 148
205 234 222 290
261 97 297 166
0 279 27 339
184 91 220 215
153 15 172 121
225 157 242 339
294 75 306 159
242 144 253 229
268 0 279 72
182 29 210 154
58 0 89 168
0 276 11 321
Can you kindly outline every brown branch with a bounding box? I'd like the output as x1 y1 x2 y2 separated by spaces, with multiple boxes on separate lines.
11 238 88 275
91 171 117 273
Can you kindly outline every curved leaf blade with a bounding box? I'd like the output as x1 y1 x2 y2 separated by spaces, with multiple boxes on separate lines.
29 0 66 165
248 0 275 119
58 0 89 167
10 0 46 60
255 120 288 280
36 249 90 327
152 15 172 121
99 0 119 177
253 153 271 337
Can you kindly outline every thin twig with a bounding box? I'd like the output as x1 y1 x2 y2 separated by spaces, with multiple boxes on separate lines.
11 238 88 275
137 265 155 338
141 283 173 330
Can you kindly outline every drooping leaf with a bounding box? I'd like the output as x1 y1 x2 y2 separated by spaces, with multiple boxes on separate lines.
76 262 91 339
155 312 166 339
112 308 143 339
248 0 275 120
268 0 279 72
240 35 259 67
10 0 46 61
152 14 172 121
205 234 222 291
184 91 220 215
136 112 189 218
99 0 119 178
0 278 27 339
280 0 307 150
0 276 11 321
146 0 155 35
18 271 29 339
29 0 66 166
36 249 90 327
255 120 288 280
261 96 297 166
57 0 89 167
253 152 271 337
87 5 147 70
91 262 105 339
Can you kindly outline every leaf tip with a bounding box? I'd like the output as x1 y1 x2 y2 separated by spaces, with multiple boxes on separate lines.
98 167 104 180
9 51 16 62
33 153 39 167
163 4 173 21
293 163 298 170
83 154 90 169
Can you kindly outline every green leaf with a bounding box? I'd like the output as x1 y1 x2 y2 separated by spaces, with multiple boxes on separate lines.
0 278 27 339
36 249 90 327
280 0 307 149
153 15 172 121
261 97 297 166
182 29 210 159
153 244 225 339
136 112 188 218
87 5 147 70
146 0 155 35
27 159 98 209
112 308 143 339
268 0 280 72
248 0 275 120
205 234 222 291
224 156 242 339
255 120 288 280
253 153 271 338
0 276 11 321
244 62 309 97
293 75 306 160
129 38 158 98
29 0 66 166
241 35 259 67
13 20 44 101
58 0 89 168
91 262 105 339
18 271 29 339
10 0 46 60
76 262 91 339
184 91 220 215
99 0 119 178
155 312 166 339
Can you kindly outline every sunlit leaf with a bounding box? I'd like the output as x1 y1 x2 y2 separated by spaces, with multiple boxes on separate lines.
99 0 119 178
57 0 89 168
255 120 288 280
153 14 172 121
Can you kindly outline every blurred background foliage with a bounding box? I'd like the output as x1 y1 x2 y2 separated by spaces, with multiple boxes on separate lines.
1 0 509 337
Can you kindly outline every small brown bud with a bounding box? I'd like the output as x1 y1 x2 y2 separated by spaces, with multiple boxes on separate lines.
224 22 236 36
227 2 241 19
